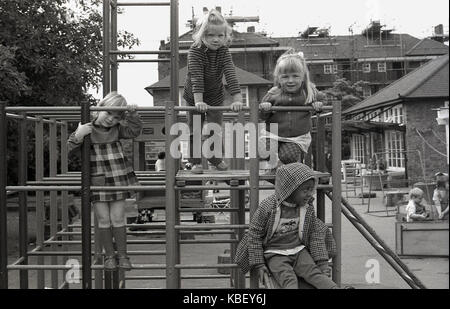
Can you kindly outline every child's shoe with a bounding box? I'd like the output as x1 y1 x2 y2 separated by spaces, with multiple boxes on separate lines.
104 256 117 271
191 164 204 174
215 161 228 171
117 255 132 271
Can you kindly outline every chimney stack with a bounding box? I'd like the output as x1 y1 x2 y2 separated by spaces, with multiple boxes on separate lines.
215 6 221 13
203 7 208 14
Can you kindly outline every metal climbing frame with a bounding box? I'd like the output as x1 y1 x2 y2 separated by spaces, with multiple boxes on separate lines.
0 0 344 289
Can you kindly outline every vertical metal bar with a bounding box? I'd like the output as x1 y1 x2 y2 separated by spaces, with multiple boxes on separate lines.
249 93 259 289
60 121 69 288
230 113 245 289
237 112 246 289
103 0 111 94
18 113 29 288
35 117 45 288
166 0 179 289
331 101 342 286
0 101 7 289
110 0 118 91
316 116 326 221
49 118 58 288
81 101 92 289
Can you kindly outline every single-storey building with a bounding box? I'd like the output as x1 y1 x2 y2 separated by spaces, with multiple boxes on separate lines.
342 54 449 181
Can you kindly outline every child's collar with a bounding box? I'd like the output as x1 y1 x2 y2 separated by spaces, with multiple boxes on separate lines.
281 200 298 208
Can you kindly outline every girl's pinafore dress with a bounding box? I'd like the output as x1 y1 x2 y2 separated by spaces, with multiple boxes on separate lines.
67 113 142 203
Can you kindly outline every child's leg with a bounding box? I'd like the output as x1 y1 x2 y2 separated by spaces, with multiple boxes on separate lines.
110 199 127 255
278 142 302 165
94 202 115 267
205 109 225 167
293 250 337 289
265 254 298 289
110 200 132 270
187 110 205 165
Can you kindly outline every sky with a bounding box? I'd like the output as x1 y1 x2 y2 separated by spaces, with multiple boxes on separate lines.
91 0 449 105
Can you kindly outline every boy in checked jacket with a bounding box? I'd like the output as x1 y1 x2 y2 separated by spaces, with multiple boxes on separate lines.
235 163 338 289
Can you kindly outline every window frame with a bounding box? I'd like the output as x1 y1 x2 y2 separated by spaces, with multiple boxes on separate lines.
377 62 387 72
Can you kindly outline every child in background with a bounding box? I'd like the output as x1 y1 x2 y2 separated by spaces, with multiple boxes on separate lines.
235 163 340 289
67 91 142 271
433 172 449 220
155 151 166 172
405 187 430 222
183 8 244 174
259 49 324 167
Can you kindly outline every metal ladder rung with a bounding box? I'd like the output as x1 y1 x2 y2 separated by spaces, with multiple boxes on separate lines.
116 2 170 7
109 50 171 55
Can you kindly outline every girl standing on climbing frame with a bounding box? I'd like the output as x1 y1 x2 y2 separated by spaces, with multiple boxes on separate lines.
183 8 244 174
67 91 142 271
259 49 324 167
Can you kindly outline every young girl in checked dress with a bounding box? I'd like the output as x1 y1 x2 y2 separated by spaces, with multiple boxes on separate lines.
259 49 324 168
68 92 142 270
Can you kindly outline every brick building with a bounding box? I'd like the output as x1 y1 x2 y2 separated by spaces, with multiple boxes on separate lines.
342 54 449 181
274 21 449 99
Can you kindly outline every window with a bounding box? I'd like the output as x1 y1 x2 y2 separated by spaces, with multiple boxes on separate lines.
351 134 366 163
324 64 338 74
240 87 249 106
377 62 387 72
362 63 371 73
366 111 380 122
383 105 404 124
385 131 405 168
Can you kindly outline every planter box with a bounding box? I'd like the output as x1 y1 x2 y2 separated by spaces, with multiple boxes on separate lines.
395 221 449 257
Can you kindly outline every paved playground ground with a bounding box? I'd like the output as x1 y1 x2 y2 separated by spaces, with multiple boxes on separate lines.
5 181 449 289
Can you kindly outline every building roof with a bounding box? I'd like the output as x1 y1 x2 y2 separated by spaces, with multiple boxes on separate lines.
145 66 273 95
344 54 449 115
273 34 448 61
172 30 279 50
406 38 449 56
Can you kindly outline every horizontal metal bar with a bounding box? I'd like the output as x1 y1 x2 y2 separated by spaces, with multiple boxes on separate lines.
116 59 170 63
175 224 248 230
8 264 167 270
6 185 167 191
109 50 171 55
175 264 238 269
43 239 238 245
8 264 239 271
28 250 166 256
6 113 63 124
26 180 166 186
8 184 332 192
69 223 167 229
173 106 333 111
6 105 332 112
125 274 234 280
176 184 333 191
116 2 170 7
178 208 243 213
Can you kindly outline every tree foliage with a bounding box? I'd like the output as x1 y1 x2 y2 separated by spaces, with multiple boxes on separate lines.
0 0 139 106
0 0 139 184
323 78 370 111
